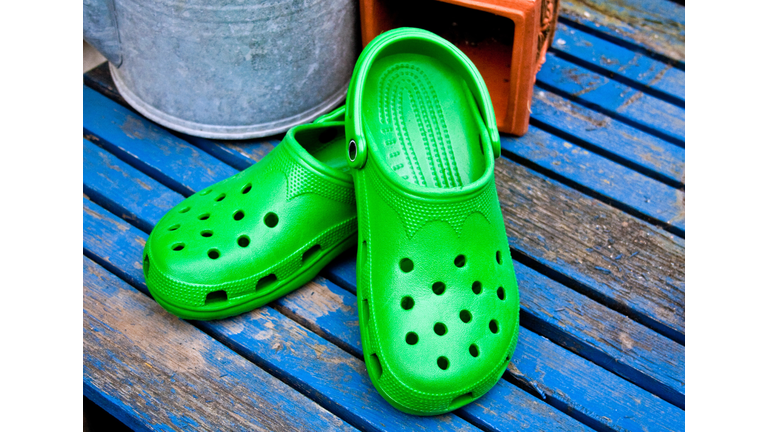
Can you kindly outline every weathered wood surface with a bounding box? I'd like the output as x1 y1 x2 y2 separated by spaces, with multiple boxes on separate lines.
84 184 683 431
530 89 684 188
83 256 357 432
536 54 685 146
494 158 685 344
83 198 591 432
558 0 685 66
82 88 685 344
500 127 685 235
82 115 677 426
84 195 681 432
550 22 684 105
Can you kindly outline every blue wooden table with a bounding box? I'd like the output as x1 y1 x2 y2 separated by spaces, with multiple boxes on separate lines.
83 0 684 430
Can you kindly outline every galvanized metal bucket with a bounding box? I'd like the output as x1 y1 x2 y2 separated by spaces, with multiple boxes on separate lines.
84 0 359 139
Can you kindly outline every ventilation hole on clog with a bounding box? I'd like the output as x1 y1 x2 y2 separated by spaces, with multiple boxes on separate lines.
401 296 414 310
200 189 212 196
179 206 190 213
489 319 499 334
361 240 368 263
264 212 279 228
450 392 474 409
198 213 210 221
256 274 277 290
472 281 482 295
205 290 227 305
143 255 150 277
432 282 446 295
172 243 185 251
207 249 220 260
434 323 447 336
496 250 502 264
302 245 321 263
168 224 180 231
215 193 226 202
437 356 449 370
469 344 479 357
405 332 418 345
237 235 250 247
460 310 472 323
368 353 383 379
454 254 466 267
201 230 213 238
399 258 414 273
497 287 506 300
233 210 245 221
241 183 252 194
319 128 337 144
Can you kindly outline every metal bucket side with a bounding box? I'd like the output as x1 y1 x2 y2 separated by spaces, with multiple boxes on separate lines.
107 0 359 139
110 63 349 139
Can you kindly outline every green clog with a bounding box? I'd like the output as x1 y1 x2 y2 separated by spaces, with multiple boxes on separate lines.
344 28 520 415
143 108 356 320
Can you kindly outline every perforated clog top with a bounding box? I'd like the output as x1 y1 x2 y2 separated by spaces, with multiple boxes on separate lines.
345 28 521 415
143 114 356 320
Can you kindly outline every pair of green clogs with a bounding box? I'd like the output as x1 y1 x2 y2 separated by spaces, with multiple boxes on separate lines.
143 28 520 416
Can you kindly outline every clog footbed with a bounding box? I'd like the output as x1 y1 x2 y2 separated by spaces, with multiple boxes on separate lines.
345 28 520 415
143 108 356 320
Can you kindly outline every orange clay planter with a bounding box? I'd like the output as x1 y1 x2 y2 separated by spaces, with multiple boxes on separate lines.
358 0 559 136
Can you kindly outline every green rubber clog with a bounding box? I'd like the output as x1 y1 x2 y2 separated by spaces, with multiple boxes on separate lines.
143 108 357 320
344 28 520 415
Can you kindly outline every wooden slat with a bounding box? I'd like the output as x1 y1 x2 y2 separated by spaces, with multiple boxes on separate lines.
85 188 684 432
558 0 685 66
500 127 685 235
83 138 182 233
184 135 279 172
550 22 684 104
83 85 238 196
83 256 358 432
83 198 587 432
530 89 684 188
83 131 684 424
536 54 684 145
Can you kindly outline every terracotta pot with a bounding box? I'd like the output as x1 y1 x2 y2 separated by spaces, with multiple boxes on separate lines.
358 0 558 136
